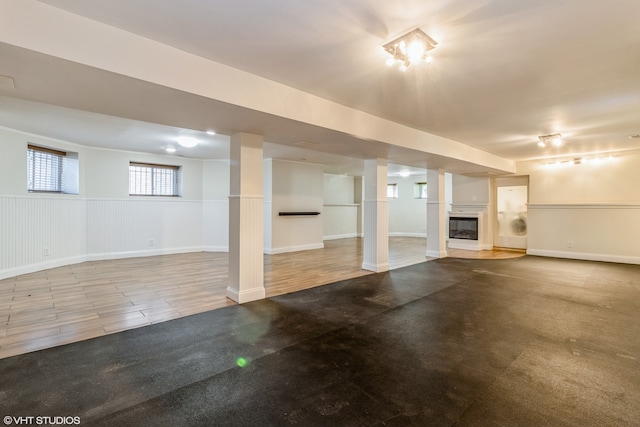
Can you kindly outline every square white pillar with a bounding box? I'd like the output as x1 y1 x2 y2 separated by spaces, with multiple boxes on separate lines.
362 158 389 272
227 133 266 303
426 168 448 258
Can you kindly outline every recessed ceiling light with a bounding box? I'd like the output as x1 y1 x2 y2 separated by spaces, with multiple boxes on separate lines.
165 146 176 153
177 136 198 147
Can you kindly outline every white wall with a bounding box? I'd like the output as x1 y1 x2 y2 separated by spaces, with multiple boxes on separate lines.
264 159 324 254
517 151 640 264
387 175 428 237
0 127 229 279
323 174 360 240
202 160 230 251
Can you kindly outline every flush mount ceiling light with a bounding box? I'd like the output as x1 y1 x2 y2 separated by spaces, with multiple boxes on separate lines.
538 133 563 148
176 136 198 148
383 28 438 72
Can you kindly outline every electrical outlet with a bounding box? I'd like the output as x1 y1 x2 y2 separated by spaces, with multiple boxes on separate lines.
567 241 573 248
149 239 155 246
43 248 49 256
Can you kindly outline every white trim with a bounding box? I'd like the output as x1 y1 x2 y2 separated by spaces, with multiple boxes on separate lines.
388 232 427 238
0 255 86 280
264 242 324 255
362 262 390 273
203 246 229 253
450 203 490 209
528 203 640 210
323 203 360 207
0 247 217 280
526 249 640 265
86 246 207 261
323 233 359 241
448 238 492 251
426 250 448 258
226 286 266 304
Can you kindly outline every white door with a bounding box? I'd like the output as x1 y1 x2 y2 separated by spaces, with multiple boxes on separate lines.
495 176 529 249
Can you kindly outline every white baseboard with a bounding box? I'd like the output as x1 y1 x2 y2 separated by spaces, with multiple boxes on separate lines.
0 255 87 280
426 250 448 258
526 249 640 265
86 246 207 261
264 243 325 255
226 285 266 304
323 233 359 241
203 246 229 253
388 232 427 238
0 246 210 280
362 262 390 272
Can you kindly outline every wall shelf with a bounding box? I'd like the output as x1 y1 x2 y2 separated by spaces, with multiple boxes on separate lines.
278 211 321 216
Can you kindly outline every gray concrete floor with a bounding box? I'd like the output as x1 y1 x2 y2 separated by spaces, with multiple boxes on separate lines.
1 255 639 426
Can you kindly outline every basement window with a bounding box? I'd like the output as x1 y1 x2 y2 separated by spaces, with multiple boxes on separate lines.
129 162 181 196
414 182 427 199
387 183 398 199
27 144 79 194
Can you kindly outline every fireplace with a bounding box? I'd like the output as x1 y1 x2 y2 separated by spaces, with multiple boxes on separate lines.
449 217 478 241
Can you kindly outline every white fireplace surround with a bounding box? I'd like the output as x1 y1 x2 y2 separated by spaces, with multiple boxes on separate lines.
448 210 492 251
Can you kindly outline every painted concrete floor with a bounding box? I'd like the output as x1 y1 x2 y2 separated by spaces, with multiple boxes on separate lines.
1 255 639 426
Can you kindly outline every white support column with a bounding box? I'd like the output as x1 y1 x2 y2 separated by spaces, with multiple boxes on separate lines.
426 168 448 258
362 158 389 272
227 133 265 303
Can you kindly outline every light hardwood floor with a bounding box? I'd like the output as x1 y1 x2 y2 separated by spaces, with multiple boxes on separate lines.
0 237 522 359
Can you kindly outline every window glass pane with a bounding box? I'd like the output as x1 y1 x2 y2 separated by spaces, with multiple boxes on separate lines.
129 163 180 196
27 148 63 192
387 184 397 198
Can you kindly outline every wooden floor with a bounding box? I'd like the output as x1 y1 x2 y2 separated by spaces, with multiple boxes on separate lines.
0 237 522 359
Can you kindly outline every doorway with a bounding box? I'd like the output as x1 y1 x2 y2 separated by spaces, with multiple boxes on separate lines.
494 176 529 249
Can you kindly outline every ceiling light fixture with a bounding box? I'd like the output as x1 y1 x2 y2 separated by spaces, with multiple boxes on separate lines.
165 146 176 153
538 133 563 148
177 136 198 148
383 28 438 72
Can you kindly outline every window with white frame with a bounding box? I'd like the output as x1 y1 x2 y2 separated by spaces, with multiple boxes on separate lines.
27 144 79 194
414 182 427 199
387 183 398 198
129 162 181 196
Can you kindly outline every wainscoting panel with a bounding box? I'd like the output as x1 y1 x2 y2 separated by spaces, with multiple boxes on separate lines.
0 196 86 278
203 200 229 252
86 199 205 258
527 203 640 264
1 197 231 279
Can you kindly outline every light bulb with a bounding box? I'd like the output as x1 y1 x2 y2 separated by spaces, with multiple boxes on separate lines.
407 40 426 61
386 57 395 67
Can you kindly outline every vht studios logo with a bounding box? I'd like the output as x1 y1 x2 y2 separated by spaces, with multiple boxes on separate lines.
4 416 81 425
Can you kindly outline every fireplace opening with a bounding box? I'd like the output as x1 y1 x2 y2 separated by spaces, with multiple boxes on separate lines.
449 217 478 240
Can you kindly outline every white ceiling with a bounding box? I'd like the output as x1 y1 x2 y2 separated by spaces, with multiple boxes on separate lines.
1 0 639 175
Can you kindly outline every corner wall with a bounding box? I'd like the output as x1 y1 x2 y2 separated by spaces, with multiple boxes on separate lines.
518 150 640 264
0 127 229 279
